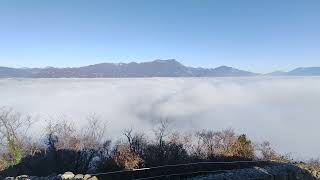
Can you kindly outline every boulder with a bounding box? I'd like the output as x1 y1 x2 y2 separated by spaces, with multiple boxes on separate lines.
15 175 30 180
87 176 98 180
73 174 84 179
83 174 92 180
4 177 15 180
61 172 75 179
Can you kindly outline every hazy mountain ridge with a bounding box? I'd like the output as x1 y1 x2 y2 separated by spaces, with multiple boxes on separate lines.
287 67 320 76
2 59 320 78
0 59 256 78
268 67 320 76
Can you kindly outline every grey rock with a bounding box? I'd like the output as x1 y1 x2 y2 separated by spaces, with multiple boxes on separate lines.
61 172 74 179
73 174 84 179
87 176 98 180
15 175 30 180
83 174 92 180
4 177 15 180
29 176 42 180
188 164 317 180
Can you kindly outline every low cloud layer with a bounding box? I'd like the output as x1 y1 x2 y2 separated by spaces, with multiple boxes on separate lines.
0 77 319 159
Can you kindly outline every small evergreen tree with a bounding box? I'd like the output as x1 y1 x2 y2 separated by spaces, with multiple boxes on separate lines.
236 134 255 159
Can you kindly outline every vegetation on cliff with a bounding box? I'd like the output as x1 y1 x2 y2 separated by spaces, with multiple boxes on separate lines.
0 107 318 178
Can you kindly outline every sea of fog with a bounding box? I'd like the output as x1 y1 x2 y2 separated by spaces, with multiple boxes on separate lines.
0 77 319 159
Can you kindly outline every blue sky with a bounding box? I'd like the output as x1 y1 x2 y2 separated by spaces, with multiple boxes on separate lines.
0 0 319 73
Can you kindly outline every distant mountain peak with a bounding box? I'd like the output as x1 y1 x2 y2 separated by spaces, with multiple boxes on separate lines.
214 66 234 70
150 59 182 66
288 67 320 76
216 65 231 68
265 67 320 76
153 59 177 62
44 66 56 69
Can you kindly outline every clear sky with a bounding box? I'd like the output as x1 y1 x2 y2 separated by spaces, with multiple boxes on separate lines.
0 0 319 73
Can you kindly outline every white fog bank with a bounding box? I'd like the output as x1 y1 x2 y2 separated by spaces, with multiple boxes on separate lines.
0 77 319 159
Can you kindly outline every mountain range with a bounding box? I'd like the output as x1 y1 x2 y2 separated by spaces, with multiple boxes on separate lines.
0 59 319 78
0 59 256 78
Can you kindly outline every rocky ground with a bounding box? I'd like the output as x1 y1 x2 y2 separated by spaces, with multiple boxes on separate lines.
3 172 98 180
4 163 320 180
188 163 319 180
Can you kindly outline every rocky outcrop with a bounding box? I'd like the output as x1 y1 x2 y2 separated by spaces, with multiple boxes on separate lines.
190 164 319 180
3 172 98 180
5 163 320 180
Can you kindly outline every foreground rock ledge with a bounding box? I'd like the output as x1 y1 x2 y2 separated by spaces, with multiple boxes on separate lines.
189 164 319 180
4 164 320 180
4 172 98 180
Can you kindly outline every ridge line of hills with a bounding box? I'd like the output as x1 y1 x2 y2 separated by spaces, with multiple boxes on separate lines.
1 59 320 78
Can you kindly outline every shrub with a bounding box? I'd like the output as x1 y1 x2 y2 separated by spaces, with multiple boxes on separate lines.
114 144 143 170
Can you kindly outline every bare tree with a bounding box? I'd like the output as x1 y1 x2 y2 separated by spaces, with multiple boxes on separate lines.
45 118 80 151
195 130 217 158
257 141 275 160
79 115 108 172
123 128 133 150
24 137 44 156
0 107 32 166
80 114 107 150
169 131 193 154
213 128 238 156
153 118 171 147
123 128 147 156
